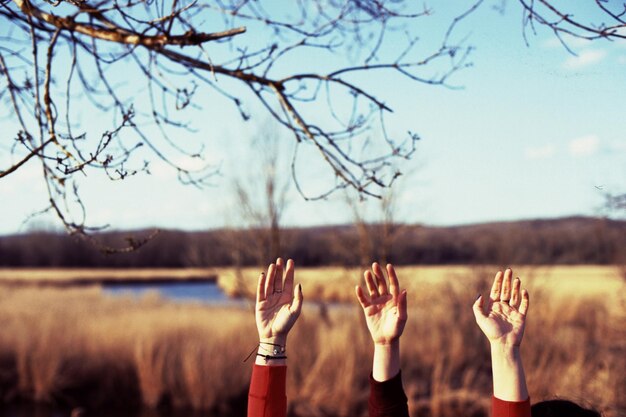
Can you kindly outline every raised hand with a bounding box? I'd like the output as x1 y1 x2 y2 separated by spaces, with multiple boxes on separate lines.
256 258 303 346
355 263 408 345
473 268 530 347
474 269 530 402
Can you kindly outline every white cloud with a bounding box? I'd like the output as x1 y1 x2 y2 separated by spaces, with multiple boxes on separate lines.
564 49 607 69
146 160 173 179
568 135 600 156
174 156 215 172
524 144 555 160
618 55 626 65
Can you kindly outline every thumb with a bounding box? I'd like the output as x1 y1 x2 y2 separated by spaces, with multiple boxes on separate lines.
290 283 303 315
472 294 486 322
398 289 408 321
355 285 370 310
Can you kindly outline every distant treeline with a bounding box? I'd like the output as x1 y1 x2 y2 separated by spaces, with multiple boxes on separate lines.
0 216 625 267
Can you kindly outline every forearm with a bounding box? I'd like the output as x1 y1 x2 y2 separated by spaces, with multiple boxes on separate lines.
373 340 400 382
490 343 528 401
369 340 408 417
248 364 287 417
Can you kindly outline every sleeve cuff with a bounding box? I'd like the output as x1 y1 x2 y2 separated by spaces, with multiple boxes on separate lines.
492 395 531 417
248 365 287 417
369 371 408 411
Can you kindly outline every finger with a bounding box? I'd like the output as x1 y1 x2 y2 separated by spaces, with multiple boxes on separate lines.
257 272 266 302
473 294 487 321
290 283 303 316
274 258 284 293
264 263 276 298
364 270 380 298
355 285 371 309
386 264 400 297
500 268 512 301
519 289 530 316
372 262 388 295
509 277 521 308
283 259 295 299
398 289 408 321
489 271 503 302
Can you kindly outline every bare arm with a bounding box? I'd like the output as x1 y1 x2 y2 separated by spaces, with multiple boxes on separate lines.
356 263 409 417
255 258 303 367
248 258 303 417
473 269 530 402
355 263 408 381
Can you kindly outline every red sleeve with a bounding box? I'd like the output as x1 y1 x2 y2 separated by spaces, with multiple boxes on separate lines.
248 365 287 417
492 396 531 417
369 371 409 417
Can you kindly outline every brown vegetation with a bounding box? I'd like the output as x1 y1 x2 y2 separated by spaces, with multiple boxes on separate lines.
0 267 624 417
0 286 253 414
1 217 625 268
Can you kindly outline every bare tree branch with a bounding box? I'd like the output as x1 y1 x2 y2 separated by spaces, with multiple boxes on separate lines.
14 0 247 46
517 0 626 43
0 0 483 240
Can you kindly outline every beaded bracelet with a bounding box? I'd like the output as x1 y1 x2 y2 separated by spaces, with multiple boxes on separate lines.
259 341 286 355
243 342 287 362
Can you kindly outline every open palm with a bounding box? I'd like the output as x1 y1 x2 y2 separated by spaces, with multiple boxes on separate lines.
473 269 529 347
356 263 407 345
256 258 302 342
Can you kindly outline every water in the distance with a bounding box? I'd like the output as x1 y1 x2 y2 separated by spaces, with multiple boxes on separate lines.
103 281 237 304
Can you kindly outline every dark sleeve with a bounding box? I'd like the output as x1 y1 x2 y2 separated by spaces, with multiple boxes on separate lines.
248 365 287 417
369 371 409 417
492 396 531 417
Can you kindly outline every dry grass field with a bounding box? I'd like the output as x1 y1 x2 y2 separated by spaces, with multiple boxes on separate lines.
0 266 624 417
217 265 626 305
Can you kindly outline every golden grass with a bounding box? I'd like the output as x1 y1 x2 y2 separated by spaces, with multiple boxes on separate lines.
218 265 625 306
0 266 624 417
0 286 253 413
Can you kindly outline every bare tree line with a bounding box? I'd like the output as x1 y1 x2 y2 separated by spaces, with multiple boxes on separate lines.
1 217 624 268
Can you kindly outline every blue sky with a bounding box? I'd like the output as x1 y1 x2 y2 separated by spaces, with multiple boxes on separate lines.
0 1 624 234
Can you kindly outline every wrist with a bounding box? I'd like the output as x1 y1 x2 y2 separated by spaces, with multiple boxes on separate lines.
373 340 400 363
255 337 288 366
374 338 400 349
259 335 287 346
490 342 521 365
372 339 400 382
490 342 520 355
374 342 399 359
